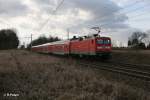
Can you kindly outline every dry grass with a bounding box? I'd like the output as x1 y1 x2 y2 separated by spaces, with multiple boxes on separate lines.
112 50 150 65
0 50 149 100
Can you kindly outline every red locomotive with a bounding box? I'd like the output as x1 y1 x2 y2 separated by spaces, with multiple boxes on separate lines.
32 35 112 58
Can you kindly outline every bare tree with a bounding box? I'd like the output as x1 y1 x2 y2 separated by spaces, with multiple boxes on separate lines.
128 31 148 48
111 40 117 47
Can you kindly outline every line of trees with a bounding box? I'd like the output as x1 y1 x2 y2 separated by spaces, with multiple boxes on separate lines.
27 35 61 49
128 31 150 49
0 29 19 50
147 41 150 49
1 28 149 50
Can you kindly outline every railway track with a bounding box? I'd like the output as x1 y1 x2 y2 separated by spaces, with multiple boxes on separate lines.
40 53 150 81
110 61 150 71
78 61 150 81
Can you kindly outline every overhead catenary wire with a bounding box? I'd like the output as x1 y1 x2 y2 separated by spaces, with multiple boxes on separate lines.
24 0 150 42
21 0 65 46
68 0 150 37
32 0 143 36
31 0 148 36
77 0 149 30
96 5 150 28
38 0 65 32
27 0 142 38
100 0 143 19
0 19 14 29
100 13 150 28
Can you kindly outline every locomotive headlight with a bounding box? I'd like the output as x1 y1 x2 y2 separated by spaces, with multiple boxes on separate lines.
105 46 110 49
97 46 103 49
97 46 110 49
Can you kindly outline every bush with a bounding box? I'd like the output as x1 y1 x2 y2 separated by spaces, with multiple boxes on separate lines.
0 29 19 50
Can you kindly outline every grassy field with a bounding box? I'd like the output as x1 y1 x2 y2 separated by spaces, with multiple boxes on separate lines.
0 50 150 100
112 49 150 65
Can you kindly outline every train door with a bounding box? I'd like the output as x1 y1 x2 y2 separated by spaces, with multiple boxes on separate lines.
89 38 96 55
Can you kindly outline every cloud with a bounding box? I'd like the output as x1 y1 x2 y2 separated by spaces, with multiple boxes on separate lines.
55 0 128 30
1 0 143 46
67 0 120 18
7 0 127 35
18 0 130 45
0 0 29 17
33 0 58 13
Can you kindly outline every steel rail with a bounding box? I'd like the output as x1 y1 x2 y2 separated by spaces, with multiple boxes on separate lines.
109 60 150 67
79 62 150 81
38 52 150 80
107 61 150 71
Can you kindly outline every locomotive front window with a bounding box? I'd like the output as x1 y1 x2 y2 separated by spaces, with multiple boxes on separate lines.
97 39 103 44
104 39 111 44
97 39 111 44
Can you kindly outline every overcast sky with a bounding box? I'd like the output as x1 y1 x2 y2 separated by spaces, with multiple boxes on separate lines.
0 0 150 46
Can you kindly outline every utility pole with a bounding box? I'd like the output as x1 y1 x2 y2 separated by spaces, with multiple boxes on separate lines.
67 28 70 40
23 42 25 49
31 34 32 51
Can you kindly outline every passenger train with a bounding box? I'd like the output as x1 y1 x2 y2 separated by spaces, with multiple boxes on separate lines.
32 35 112 58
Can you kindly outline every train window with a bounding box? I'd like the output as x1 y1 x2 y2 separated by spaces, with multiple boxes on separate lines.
97 39 103 44
97 39 111 44
103 40 111 44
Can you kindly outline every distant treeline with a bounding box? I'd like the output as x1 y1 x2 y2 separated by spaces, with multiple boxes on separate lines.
27 36 61 49
128 31 150 49
0 29 19 50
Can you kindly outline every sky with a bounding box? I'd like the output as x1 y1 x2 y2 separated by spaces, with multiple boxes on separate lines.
0 0 150 46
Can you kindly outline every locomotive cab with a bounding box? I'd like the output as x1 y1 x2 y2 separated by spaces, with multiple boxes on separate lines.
96 37 112 56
